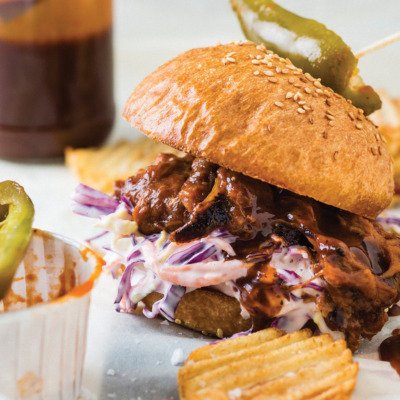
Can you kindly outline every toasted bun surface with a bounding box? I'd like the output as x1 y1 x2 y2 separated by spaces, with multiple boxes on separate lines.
143 289 251 338
123 41 393 219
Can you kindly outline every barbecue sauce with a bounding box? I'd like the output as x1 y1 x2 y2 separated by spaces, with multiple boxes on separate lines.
0 0 114 158
379 333 400 376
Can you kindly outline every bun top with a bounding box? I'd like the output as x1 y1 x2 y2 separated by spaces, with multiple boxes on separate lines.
123 41 393 219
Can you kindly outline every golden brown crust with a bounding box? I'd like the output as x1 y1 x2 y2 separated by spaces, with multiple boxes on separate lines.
142 289 251 337
123 41 394 219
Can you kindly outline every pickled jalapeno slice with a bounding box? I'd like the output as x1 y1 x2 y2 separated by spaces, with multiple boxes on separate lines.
0 181 34 300
231 0 381 115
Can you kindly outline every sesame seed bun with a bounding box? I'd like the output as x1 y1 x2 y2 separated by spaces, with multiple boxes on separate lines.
123 41 394 219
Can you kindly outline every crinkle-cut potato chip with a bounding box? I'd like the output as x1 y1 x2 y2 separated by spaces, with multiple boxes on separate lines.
65 139 184 194
178 328 358 400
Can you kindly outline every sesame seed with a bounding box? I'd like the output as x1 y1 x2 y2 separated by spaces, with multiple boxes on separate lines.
222 58 227 65
276 67 281 73
303 105 311 111
282 69 289 74
326 99 331 106
261 59 269 65
329 121 335 127
226 52 236 57
304 87 312 94
326 114 335 120
293 83 301 88
314 80 323 88
322 131 328 139
305 72 314 82
253 70 260 75
382 135 387 144
356 115 363 121
297 108 306 114
175 319 182 324
324 90 332 97
371 147 377 155
249 54 255 59
263 70 274 76
298 101 306 105
293 70 302 75
316 89 324 95
378 146 382 155
274 101 284 107
256 44 266 51
326 110 334 116
294 92 303 101
355 123 362 130
252 59 261 65
256 55 262 60
217 328 223 338
266 50 273 55
197 63 202 69
299 76 307 83
267 62 273 67
309 116 314 124
333 151 338 160
359 108 364 114
226 57 236 63
334 93 341 98
268 77 278 83
288 65 297 70
286 92 294 99
288 77 296 84
348 112 355 120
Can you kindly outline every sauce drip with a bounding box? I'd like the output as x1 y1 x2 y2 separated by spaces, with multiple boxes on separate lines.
379 334 400 376
389 304 400 317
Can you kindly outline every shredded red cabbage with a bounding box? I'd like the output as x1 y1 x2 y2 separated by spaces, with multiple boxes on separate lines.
71 184 119 217
277 269 301 283
377 216 400 226
143 284 186 321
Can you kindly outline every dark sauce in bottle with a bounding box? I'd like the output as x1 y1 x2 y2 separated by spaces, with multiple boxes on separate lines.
0 0 114 158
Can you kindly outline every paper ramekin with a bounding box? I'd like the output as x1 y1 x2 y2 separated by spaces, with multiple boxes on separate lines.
0 229 102 400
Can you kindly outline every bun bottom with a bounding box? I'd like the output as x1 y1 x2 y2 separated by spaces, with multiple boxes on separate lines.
142 288 251 337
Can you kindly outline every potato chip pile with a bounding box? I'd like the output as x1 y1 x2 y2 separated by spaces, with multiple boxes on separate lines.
65 138 183 193
370 90 400 193
178 328 358 400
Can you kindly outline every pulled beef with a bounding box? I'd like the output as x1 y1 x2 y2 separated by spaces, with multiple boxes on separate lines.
114 153 400 350
114 153 193 234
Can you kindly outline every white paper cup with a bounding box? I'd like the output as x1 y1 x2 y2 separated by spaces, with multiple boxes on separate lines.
0 229 102 400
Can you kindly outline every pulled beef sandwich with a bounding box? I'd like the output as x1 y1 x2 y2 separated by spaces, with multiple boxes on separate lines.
73 42 400 351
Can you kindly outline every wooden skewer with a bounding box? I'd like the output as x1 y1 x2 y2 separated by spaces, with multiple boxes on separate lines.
355 32 400 59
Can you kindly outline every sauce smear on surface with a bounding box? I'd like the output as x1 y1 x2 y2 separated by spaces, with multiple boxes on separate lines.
379 334 400 376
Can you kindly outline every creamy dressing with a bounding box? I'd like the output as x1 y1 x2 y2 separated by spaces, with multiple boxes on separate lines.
269 246 343 339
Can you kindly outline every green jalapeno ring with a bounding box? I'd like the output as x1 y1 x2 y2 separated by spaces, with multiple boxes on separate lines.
0 181 34 301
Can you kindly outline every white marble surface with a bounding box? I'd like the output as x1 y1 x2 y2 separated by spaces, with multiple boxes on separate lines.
1 1 400 399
